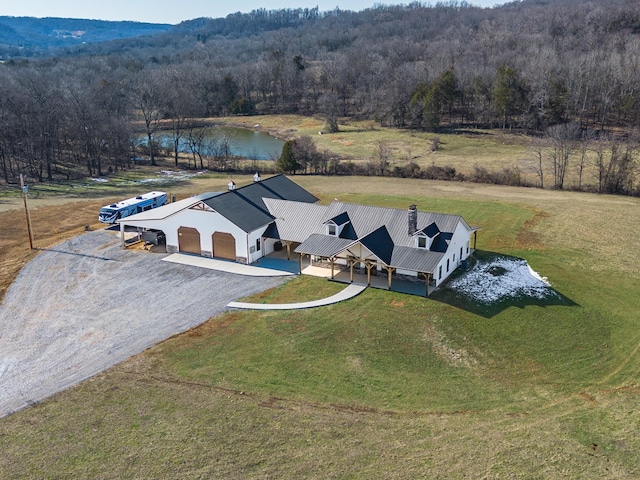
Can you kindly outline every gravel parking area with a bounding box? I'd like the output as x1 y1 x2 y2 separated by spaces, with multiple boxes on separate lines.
0 230 285 418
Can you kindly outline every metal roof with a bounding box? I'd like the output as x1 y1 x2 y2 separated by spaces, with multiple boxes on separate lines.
263 198 328 242
116 192 222 223
359 226 394 264
325 211 350 226
203 174 319 233
295 234 354 257
390 246 444 273
323 201 467 247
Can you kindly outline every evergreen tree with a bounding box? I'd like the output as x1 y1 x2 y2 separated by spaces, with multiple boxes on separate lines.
277 140 300 174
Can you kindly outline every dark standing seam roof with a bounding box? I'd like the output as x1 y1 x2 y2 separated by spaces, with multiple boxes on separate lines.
359 226 394 264
417 221 440 238
203 174 318 233
325 211 350 226
430 232 453 253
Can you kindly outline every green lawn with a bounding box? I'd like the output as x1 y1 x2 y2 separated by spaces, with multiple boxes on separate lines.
1 178 639 478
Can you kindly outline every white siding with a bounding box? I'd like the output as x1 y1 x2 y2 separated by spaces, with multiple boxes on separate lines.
433 221 473 287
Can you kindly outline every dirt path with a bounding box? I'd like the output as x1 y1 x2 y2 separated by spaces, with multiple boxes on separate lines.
0 230 285 417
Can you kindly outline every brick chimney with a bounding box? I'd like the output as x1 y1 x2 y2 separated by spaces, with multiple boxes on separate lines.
408 205 417 235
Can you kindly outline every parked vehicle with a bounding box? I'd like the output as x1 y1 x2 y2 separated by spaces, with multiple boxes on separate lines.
98 191 167 223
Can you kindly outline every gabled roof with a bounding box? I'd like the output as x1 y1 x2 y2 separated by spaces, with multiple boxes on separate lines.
325 211 350 226
203 174 319 232
322 201 469 247
359 226 394 264
294 234 354 257
117 192 222 223
430 232 453 253
291 200 471 273
263 198 328 243
415 221 440 238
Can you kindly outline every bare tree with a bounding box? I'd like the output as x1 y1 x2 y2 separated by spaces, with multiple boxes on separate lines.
546 122 580 189
130 70 166 166
527 136 546 189
594 135 638 194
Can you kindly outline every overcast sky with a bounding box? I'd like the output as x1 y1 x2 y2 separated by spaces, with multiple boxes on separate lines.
0 0 504 24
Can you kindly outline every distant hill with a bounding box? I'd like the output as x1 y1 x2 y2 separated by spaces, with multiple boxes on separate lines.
0 16 173 58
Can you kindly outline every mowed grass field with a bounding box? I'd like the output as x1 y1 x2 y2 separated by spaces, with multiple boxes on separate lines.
1 174 640 478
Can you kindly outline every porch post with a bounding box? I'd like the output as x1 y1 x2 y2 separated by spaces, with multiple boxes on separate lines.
349 259 354 283
298 253 302 274
366 262 372 286
330 258 335 279
120 222 125 248
387 267 393 289
286 241 291 260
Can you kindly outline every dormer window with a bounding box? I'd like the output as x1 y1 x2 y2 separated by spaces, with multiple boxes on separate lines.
417 235 427 249
328 224 337 236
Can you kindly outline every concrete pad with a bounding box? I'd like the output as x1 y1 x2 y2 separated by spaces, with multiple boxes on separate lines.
301 265 334 278
227 283 366 310
163 253 295 277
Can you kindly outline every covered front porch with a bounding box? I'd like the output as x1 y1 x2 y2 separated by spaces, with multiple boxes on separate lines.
298 251 436 297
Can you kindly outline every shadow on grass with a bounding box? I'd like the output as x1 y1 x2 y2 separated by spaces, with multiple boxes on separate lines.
429 250 579 318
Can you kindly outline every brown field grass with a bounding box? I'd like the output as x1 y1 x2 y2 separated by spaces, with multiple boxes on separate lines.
215 115 610 190
1 175 640 478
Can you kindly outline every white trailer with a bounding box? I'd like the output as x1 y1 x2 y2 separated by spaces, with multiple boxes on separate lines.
98 191 167 223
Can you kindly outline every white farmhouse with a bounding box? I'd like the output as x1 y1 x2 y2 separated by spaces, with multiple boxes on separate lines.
118 174 477 295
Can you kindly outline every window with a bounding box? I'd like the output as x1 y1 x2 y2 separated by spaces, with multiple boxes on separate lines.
453 253 456 262
466 241 469 254
460 246 463 258
439 265 442 279
417 236 427 248
256 238 261 251
447 259 450 272
328 224 336 236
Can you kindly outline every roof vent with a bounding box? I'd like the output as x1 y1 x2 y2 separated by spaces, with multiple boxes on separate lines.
228 180 236 191
408 204 417 235
253 172 261 182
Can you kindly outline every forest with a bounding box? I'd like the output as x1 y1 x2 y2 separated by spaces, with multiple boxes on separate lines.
0 0 639 195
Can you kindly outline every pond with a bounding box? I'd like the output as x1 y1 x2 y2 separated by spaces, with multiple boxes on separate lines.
145 126 284 161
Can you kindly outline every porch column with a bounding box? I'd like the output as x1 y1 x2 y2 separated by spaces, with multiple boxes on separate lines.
349 259 354 283
285 241 291 260
330 258 335 279
120 222 125 248
365 261 372 286
387 267 393 289
420 272 430 297
298 253 303 274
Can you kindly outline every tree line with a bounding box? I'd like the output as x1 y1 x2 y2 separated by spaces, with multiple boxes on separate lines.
0 0 638 194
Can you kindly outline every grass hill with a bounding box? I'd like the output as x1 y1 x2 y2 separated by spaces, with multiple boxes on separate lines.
0 175 639 477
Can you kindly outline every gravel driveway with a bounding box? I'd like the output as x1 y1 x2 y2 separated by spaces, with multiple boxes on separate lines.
0 229 285 418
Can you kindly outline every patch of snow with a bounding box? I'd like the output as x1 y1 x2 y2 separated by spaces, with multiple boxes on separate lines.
90 177 109 183
136 170 206 184
448 257 554 303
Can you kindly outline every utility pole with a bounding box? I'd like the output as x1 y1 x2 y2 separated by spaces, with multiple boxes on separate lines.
20 174 34 249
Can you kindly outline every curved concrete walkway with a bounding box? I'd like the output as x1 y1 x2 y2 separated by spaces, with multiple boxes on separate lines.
227 283 367 310
163 253 294 277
